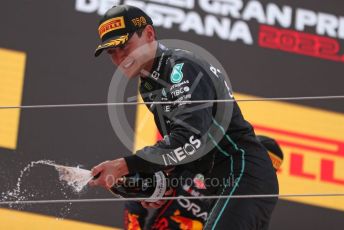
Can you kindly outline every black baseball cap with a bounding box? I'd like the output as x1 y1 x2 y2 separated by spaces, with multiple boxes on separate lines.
94 5 153 57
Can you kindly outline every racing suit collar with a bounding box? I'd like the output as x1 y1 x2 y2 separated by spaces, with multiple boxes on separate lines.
140 43 169 81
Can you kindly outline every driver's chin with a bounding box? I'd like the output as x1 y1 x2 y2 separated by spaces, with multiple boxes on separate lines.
119 64 141 79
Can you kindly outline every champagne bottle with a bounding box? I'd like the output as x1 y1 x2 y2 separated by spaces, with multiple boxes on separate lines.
94 171 168 202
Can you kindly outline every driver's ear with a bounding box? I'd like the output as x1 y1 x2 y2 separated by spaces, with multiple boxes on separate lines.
144 25 156 42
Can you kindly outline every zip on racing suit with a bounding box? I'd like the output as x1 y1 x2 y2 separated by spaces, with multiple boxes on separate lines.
123 43 279 230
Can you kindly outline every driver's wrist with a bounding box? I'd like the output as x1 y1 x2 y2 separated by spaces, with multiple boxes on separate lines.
114 158 129 176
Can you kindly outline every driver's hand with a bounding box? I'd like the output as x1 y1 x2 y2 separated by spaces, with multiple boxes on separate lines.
88 158 129 189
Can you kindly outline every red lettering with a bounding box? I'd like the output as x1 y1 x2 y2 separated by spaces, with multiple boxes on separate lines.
114 19 122 27
259 25 278 49
153 217 169 230
298 34 316 55
252 124 344 187
253 124 344 158
280 31 297 51
259 25 343 63
290 153 316 179
321 159 344 185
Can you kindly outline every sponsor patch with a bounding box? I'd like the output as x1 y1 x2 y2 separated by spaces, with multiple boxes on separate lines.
171 86 190 99
170 63 184 84
132 16 147 27
98 17 125 39
193 174 206 190
182 183 204 197
173 94 192 106
162 136 201 165
176 197 208 222
161 88 167 97
163 105 171 112
144 82 153 90
170 80 189 90
151 71 160 80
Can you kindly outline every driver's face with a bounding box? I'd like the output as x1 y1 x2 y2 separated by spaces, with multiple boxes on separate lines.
107 30 154 78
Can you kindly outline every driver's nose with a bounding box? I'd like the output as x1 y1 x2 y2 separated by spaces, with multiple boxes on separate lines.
108 49 126 65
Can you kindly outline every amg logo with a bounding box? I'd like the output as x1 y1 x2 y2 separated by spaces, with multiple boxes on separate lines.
162 136 201 165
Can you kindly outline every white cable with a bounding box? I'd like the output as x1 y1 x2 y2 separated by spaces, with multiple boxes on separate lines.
0 95 343 109
1 193 344 205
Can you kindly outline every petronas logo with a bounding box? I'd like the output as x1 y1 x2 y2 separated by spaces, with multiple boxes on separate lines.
170 63 184 84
